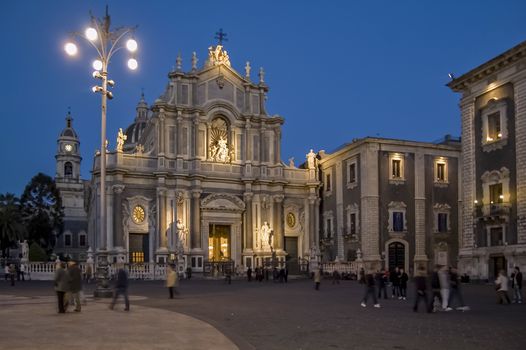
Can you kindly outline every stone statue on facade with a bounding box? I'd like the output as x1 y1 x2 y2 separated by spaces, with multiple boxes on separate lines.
245 61 251 79
307 149 316 169
116 128 127 152
259 67 265 83
20 240 29 262
288 157 295 167
176 219 187 249
260 222 273 251
191 51 198 71
207 45 231 67
210 136 231 163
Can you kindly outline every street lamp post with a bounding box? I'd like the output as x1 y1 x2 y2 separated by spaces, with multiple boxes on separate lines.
64 7 138 297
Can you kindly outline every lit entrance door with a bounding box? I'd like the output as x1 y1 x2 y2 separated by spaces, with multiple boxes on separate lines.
388 242 405 271
285 237 299 274
129 233 149 263
208 224 231 261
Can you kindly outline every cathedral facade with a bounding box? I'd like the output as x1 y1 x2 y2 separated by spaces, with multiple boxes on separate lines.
70 45 321 271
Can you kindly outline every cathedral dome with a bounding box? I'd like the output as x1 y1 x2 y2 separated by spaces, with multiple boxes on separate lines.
123 93 149 151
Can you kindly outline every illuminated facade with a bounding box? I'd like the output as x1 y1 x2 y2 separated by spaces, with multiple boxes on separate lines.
82 45 321 271
448 39 526 280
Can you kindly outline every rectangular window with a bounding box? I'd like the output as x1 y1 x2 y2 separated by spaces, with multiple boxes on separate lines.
392 159 401 178
79 234 86 247
326 219 332 238
326 174 331 192
350 213 356 234
64 234 72 247
490 183 503 204
348 163 356 183
490 227 503 246
181 84 189 105
253 135 259 161
487 112 501 141
169 126 175 154
436 163 445 181
393 212 404 232
182 127 188 155
437 213 448 233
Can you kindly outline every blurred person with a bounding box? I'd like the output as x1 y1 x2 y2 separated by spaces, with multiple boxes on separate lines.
247 267 252 282
332 270 341 285
511 266 522 304
495 269 511 305
448 267 469 311
8 264 16 286
391 267 401 299
399 268 408 300
166 264 178 299
438 265 452 311
314 268 321 290
361 270 381 308
428 265 443 312
66 261 82 312
413 266 430 313
376 269 388 299
54 261 68 313
109 264 130 311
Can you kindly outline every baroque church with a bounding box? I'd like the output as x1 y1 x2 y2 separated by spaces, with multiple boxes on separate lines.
55 44 321 272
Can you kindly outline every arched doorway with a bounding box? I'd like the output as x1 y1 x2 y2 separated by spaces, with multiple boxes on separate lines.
388 241 405 271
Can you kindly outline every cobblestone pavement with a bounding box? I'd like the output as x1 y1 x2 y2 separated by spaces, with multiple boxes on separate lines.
1 277 525 350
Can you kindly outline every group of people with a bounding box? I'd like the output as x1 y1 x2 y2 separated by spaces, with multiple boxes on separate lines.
246 266 288 283
3 263 27 285
495 267 523 304
53 261 83 313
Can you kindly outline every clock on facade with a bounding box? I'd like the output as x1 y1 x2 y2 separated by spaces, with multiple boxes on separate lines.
286 212 296 228
132 205 145 224
65 144 73 152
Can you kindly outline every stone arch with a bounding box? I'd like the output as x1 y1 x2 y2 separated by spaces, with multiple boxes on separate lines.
385 238 409 273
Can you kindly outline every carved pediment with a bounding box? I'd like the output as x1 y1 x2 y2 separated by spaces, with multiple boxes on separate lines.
201 193 245 212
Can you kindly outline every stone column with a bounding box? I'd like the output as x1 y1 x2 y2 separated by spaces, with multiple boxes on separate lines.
106 185 113 251
515 79 526 244
244 192 254 250
360 143 381 271
335 161 344 260
191 190 202 250
158 110 165 155
273 195 284 251
176 113 183 157
414 151 428 270
158 188 168 249
113 185 125 249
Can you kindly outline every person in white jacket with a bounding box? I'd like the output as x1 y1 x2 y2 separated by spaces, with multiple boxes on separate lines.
495 270 511 304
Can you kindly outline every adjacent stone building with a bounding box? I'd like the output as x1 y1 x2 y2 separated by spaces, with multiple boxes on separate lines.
318 137 461 273
448 39 526 279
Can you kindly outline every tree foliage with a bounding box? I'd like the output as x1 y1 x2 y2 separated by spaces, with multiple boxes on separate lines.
21 173 64 252
28 241 48 261
0 193 26 257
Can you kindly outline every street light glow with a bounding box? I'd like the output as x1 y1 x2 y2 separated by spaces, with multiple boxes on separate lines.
85 27 98 41
92 59 103 71
64 42 78 56
126 39 138 52
127 58 138 70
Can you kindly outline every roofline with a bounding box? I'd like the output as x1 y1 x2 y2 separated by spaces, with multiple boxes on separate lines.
447 39 526 92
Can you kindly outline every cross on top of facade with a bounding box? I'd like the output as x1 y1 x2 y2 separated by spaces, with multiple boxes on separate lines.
215 28 228 45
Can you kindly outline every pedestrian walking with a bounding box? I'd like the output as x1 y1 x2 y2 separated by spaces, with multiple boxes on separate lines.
428 265 443 312
399 268 408 300
391 267 400 299
495 269 511 305
4 264 9 281
66 261 82 312
54 261 68 313
448 267 469 311
332 270 341 285
358 267 365 284
284 266 288 283
19 263 26 281
438 265 452 311
247 267 252 282
8 264 16 286
511 266 523 304
314 268 321 290
109 264 130 311
361 271 380 308
413 266 430 313
166 264 178 299
376 269 388 299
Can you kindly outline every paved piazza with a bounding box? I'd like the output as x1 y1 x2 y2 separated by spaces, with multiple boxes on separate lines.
0 278 525 350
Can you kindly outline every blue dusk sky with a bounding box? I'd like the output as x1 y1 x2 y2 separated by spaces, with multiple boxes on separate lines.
0 0 525 195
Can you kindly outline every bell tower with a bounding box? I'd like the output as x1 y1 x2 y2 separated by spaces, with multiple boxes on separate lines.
56 110 81 181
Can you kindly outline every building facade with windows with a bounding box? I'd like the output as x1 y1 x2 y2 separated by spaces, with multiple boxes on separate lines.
448 40 526 280
71 44 322 272
318 137 461 273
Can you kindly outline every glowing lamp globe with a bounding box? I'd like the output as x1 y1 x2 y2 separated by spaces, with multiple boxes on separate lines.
85 27 98 41
64 42 78 56
126 39 138 52
127 58 138 70
92 59 103 71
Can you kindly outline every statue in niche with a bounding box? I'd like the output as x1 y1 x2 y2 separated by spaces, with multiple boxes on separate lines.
116 128 127 152
209 118 233 163
260 222 273 250
176 219 187 248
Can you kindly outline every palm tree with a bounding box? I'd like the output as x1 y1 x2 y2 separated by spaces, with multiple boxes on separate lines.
0 193 26 258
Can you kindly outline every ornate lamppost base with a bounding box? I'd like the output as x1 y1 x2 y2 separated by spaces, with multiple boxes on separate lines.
93 253 114 298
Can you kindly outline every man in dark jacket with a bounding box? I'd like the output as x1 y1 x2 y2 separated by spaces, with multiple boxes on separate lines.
66 261 83 312
109 264 130 311
428 265 442 312
391 267 400 299
413 267 430 313
376 269 388 299
448 267 469 311
54 262 68 313
511 266 523 304
399 268 409 300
